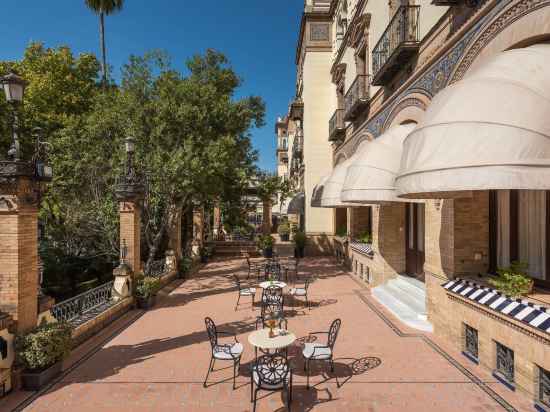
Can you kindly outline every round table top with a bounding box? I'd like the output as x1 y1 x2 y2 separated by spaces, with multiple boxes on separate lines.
248 328 296 349
259 281 287 289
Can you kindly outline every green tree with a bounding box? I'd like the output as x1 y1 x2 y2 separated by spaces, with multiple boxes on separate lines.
85 0 124 85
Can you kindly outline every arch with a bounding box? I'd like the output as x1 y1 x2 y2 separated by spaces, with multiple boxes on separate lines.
451 0 550 83
334 151 348 166
382 94 429 132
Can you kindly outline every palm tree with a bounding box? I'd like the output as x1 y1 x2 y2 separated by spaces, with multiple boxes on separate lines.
85 0 124 85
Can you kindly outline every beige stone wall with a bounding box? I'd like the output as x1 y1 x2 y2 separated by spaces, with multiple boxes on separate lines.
303 51 335 236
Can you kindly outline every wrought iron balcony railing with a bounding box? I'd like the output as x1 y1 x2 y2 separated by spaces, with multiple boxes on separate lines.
293 134 303 156
51 281 114 323
344 75 370 121
329 109 345 142
372 5 420 86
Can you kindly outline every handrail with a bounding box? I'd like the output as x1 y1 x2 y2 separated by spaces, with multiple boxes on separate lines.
51 280 114 323
344 75 370 118
329 109 344 139
372 5 420 78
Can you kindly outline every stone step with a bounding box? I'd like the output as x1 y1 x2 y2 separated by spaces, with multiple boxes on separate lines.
386 276 426 305
384 281 426 315
372 282 433 333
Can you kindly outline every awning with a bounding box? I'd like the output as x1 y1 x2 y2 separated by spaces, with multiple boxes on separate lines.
287 192 304 214
396 44 550 198
320 157 355 208
311 174 329 207
342 123 416 203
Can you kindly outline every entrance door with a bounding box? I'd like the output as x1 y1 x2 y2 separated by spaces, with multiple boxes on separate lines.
406 203 425 277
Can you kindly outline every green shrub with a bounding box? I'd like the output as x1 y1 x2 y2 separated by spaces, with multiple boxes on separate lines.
293 231 306 249
257 234 274 250
489 261 534 298
179 256 192 275
277 222 290 236
135 276 161 298
15 322 72 371
335 226 347 237
357 230 372 244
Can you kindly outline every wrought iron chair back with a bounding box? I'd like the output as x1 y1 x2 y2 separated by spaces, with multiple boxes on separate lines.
261 299 284 319
255 354 290 386
327 318 342 349
263 285 283 304
205 317 218 349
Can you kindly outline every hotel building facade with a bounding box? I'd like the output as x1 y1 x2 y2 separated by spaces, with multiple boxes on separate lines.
279 0 550 405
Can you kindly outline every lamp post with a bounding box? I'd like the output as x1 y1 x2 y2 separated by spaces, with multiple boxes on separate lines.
1 71 28 161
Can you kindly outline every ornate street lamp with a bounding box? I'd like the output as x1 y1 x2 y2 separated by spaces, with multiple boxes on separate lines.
115 136 144 201
1 71 28 161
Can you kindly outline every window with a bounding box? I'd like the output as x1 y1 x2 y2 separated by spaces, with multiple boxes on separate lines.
489 190 549 288
540 367 550 408
463 324 478 361
495 342 514 384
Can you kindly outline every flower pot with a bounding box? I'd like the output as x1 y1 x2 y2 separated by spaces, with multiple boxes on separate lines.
21 361 63 391
294 247 305 258
263 248 273 258
280 234 289 242
137 294 156 310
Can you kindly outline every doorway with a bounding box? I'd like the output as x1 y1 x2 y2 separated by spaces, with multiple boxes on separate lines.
406 203 425 278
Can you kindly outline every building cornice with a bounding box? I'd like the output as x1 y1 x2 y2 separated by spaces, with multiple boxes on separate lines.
295 4 336 65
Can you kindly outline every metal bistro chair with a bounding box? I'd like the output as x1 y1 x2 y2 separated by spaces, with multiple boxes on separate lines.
233 275 256 311
264 261 282 281
302 318 342 388
256 300 287 331
250 353 293 412
261 284 284 307
245 256 262 280
204 317 243 389
289 277 311 310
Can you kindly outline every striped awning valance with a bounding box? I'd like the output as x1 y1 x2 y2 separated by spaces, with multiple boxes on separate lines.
349 241 374 257
443 278 550 334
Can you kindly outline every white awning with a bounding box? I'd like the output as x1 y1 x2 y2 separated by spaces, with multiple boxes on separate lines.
396 44 550 198
320 157 355 208
311 174 329 207
342 123 416 203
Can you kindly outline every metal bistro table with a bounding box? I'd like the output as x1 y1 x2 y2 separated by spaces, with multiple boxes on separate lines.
259 281 287 289
248 328 296 358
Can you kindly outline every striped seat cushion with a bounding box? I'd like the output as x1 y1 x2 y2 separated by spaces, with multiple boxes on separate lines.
350 241 374 256
442 278 550 334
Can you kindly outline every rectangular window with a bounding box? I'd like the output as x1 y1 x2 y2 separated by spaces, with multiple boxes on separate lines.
540 367 550 408
463 324 478 361
495 342 514 384
490 190 549 287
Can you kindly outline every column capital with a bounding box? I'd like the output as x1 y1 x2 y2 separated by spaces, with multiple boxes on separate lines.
0 160 46 211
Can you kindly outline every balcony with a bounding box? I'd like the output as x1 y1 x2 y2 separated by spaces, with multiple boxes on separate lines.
329 109 345 142
292 134 303 156
371 5 421 86
344 75 370 121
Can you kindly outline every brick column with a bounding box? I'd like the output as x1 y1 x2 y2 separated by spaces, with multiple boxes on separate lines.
262 200 272 234
0 163 44 333
192 206 205 253
213 204 221 240
167 204 182 262
119 200 142 273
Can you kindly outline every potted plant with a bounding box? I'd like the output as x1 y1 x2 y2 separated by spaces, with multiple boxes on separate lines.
135 276 161 309
489 261 534 298
199 246 209 263
258 234 275 258
335 226 348 239
178 256 192 279
293 231 306 258
16 322 72 391
357 230 372 244
278 222 290 242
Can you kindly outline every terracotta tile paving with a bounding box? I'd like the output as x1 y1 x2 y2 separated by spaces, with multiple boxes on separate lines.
3 257 534 411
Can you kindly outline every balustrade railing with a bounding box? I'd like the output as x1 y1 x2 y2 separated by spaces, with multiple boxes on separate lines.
146 259 166 278
51 281 114 323
344 75 370 121
372 5 420 84
329 109 345 141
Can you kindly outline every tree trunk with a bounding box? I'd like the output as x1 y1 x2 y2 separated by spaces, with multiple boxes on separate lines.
144 225 165 275
99 11 108 86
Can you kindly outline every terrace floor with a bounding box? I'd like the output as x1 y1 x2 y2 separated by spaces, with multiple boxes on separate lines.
4 257 533 411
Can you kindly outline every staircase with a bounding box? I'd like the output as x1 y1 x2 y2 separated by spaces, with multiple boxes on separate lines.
208 241 258 257
372 275 433 332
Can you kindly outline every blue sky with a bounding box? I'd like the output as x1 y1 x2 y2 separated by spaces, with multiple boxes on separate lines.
0 1 303 171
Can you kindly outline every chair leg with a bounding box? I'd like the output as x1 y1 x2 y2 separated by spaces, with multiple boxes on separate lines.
253 388 259 412
306 294 310 310
331 358 335 373
306 359 309 389
233 359 239 390
235 294 241 311
203 356 214 387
